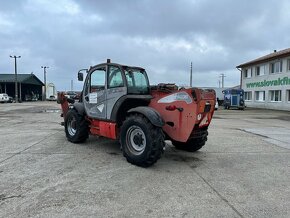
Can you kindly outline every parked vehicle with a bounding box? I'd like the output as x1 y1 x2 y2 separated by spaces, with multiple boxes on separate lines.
8 96 13 103
0 93 9 103
25 94 32 101
58 59 216 167
65 91 78 99
48 95 57 101
223 88 245 110
215 100 219 110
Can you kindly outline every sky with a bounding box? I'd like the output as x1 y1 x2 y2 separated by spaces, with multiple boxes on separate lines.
1 0 290 91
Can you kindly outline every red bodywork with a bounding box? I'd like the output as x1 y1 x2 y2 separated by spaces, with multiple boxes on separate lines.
149 88 215 142
89 119 117 140
58 87 215 143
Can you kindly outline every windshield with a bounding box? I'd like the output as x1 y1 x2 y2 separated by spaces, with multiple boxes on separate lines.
124 68 150 94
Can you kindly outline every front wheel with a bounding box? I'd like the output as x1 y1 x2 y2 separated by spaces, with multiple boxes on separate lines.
120 114 164 167
65 109 89 143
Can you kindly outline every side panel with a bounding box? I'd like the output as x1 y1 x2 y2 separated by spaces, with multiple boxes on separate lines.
90 120 117 139
84 90 107 119
149 98 197 142
110 95 152 122
106 87 127 119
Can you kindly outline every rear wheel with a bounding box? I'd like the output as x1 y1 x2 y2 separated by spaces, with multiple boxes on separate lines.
120 114 164 167
65 109 89 143
172 131 208 152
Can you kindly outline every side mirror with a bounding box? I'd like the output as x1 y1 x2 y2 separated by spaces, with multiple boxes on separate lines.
78 72 83 81
77 69 88 81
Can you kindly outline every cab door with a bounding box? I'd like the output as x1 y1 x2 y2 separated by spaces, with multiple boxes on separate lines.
106 65 127 119
83 66 107 119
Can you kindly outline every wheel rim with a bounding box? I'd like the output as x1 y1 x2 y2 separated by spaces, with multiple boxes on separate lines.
67 116 77 136
126 125 146 155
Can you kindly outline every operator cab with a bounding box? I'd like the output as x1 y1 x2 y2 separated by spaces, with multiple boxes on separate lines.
77 59 152 120
78 61 150 95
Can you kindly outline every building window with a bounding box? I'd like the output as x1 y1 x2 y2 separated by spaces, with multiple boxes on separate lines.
255 91 265 102
244 68 252 78
269 90 282 102
287 59 290 72
245 91 252 101
256 66 260 76
256 65 265 76
270 60 283 74
287 90 290 102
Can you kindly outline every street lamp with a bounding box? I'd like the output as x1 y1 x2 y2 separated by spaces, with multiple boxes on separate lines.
10 55 21 103
41 66 49 101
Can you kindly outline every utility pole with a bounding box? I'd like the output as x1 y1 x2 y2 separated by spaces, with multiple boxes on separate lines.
220 73 226 88
71 79 73 91
41 66 49 100
10 55 21 103
190 62 192 87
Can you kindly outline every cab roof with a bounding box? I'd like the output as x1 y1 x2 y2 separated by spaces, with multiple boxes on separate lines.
89 62 145 71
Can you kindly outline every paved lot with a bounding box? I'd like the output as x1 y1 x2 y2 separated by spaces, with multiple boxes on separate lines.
0 102 289 218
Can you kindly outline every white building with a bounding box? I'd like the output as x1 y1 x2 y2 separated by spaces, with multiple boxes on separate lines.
237 48 290 111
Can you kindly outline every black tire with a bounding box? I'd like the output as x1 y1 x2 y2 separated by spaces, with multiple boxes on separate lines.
65 109 89 143
172 131 208 152
120 114 164 167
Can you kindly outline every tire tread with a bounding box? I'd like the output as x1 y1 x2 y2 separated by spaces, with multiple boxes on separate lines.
121 114 164 167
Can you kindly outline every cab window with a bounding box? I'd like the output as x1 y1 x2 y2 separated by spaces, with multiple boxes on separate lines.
108 66 124 88
90 67 106 92
124 68 149 94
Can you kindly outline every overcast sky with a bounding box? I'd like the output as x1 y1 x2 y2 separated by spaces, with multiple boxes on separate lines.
1 0 290 91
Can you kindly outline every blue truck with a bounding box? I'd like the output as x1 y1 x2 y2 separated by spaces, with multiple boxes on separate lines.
223 88 245 110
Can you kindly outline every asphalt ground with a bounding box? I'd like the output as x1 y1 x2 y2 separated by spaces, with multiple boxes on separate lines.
0 102 289 218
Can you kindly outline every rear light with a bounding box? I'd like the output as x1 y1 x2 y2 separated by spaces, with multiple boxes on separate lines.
165 105 184 112
166 105 176 111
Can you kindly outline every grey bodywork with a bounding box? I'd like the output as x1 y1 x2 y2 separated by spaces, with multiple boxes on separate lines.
78 62 164 127
82 64 127 120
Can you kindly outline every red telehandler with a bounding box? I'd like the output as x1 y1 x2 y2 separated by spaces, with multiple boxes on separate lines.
58 60 216 167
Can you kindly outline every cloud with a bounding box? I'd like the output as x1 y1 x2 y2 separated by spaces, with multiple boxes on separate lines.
1 0 290 91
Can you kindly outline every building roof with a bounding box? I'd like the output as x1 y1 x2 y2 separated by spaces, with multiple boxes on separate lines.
0 74 44 86
237 48 290 68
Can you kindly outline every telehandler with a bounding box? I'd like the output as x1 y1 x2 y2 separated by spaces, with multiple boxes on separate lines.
58 59 216 167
